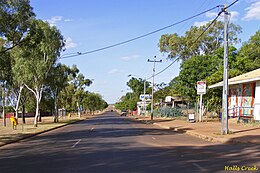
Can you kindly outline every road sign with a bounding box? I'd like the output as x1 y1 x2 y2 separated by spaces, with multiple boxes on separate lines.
197 81 206 95
139 94 151 101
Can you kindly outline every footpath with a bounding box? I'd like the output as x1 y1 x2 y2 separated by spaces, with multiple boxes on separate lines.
130 115 260 144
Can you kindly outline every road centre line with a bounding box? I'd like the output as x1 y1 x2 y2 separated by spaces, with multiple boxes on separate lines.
72 139 81 148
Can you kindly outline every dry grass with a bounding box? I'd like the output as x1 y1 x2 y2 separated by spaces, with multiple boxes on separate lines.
0 114 91 146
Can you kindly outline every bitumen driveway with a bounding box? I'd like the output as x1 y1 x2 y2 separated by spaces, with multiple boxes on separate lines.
0 112 259 173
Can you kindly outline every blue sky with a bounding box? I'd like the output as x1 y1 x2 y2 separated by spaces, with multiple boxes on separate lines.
30 0 260 103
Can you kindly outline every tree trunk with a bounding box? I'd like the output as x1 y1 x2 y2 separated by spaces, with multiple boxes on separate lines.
34 99 39 127
24 85 42 127
15 86 24 119
22 104 26 124
38 109 42 122
54 89 59 123
2 83 6 127
34 90 42 127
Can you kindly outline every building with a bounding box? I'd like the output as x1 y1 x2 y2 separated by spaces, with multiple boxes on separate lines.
209 68 260 121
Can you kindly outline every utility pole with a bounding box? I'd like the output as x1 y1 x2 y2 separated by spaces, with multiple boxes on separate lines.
148 56 162 120
143 78 146 116
222 4 229 135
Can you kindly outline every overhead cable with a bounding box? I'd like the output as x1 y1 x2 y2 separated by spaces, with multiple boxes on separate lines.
147 0 239 80
60 5 222 59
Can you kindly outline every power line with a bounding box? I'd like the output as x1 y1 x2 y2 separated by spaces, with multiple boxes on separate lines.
147 13 222 81
147 0 239 81
60 5 222 59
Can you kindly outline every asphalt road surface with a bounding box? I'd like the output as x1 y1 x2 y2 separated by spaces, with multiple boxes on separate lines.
0 112 259 173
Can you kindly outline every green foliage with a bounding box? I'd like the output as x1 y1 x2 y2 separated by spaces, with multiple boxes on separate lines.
83 92 108 113
127 77 151 96
153 107 183 118
236 30 260 73
159 21 241 61
154 84 172 103
116 77 152 111
115 92 139 111
0 0 35 50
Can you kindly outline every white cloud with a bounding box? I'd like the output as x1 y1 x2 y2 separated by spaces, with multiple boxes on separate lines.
47 16 73 26
194 21 209 27
205 11 217 18
229 11 240 21
47 16 63 26
64 19 73 22
108 69 122 74
194 10 239 27
243 1 260 20
120 55 140 61
65 37 77 49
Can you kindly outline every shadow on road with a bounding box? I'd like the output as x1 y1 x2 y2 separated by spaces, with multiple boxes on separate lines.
0 113 259 173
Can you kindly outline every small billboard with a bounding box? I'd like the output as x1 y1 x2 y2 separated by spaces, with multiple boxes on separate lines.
197 81 206 95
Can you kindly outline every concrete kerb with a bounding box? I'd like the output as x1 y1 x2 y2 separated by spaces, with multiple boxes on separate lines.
153 122 237 143
153 122 260 144
0 118 85 148
132 117 257 144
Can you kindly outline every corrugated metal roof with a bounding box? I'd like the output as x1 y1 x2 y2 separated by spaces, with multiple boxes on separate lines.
209 68 260 88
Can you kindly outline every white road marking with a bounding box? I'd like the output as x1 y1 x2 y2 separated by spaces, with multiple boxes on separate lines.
193 163 206 172
152 137 156 140
91 128 94 131
71 139 81 148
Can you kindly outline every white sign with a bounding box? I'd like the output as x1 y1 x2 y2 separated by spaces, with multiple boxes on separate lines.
197 81 206 95
165 96 172 102
188 113 195 122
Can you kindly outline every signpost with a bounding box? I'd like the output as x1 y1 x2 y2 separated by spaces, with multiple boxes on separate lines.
197 81 206 122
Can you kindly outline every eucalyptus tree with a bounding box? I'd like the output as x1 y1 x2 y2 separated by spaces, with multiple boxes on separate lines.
58 65 93 115
159 21 241 62
7 46 29 120
127 77 151 96
236 30 260 73
46 63 71 122
20 19 64 127
59 84 76 112
68 65 92 116
0 0 35 54
75 74 93 116
0 39 11 126
83 93 107 114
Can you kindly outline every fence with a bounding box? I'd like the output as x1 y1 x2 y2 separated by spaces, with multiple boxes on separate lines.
228 106 254 121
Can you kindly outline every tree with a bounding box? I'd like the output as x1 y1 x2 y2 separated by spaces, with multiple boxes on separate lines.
68 65 92 116
83 93 107 114
159 21 241 61
0 39 11 126
0 0 35 54
154 84 172 103
20 19 64 127
236 30 260 73
127 77 151 96
168 46 242 112
46 63 71 122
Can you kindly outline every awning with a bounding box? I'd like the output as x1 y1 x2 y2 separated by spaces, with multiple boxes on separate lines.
209 68 260 89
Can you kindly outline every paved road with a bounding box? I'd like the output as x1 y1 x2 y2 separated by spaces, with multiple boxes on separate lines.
0 112 259 173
